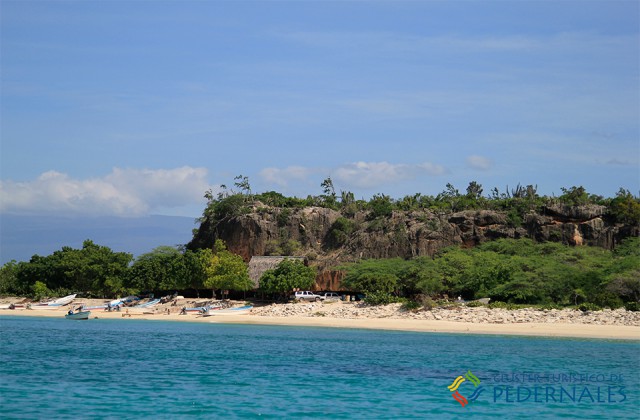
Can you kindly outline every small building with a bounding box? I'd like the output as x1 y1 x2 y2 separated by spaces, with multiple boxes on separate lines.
248 256 307 289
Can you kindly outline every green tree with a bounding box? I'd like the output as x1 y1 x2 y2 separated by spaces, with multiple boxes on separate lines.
434 247 473 293
320 177 337 208
234 174 252 197
466 181 483 200
559 186 590 206
182 249 209 297
32 280 50 301
259 258 316 299
367 194 394 219
0 261 23 296
609 188 640 225
326 217 356 248
404 257 443 297
340 258 404 294
203 240 252 298
11 240 131 298
127 246 184 293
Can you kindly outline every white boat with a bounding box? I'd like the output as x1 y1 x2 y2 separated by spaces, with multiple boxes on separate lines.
211 305 253 316
65 310 91 320
36 294 77 307
133 298 161 308
33 304 63 310
81 304 108 311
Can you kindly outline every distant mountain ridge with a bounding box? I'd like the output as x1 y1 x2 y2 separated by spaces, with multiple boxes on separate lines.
0 214 198 264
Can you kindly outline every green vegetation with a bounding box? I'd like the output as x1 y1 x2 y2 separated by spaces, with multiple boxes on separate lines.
0 240 249 299
2 177 638 307
338 237 639 308
258 259 317 299
192 177 637 246
326 217 357 248
203 240 253 298
1 240 133 298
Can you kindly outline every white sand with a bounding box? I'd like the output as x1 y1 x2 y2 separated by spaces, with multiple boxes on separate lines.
2 303 638 340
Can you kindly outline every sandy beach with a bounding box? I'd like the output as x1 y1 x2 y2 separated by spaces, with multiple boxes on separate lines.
2 297 639 340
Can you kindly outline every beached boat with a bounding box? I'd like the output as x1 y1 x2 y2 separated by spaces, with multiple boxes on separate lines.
34 304 64 310
35 294 77 307
65 310 91 320
133 298 161 308
183 303 224 314
211 305 253 316
184 306 218 314
81 304 108 311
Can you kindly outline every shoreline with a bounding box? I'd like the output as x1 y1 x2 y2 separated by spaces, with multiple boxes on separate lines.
2 306 639 340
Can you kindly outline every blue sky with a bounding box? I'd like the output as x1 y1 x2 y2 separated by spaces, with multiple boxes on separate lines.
2 0 638 218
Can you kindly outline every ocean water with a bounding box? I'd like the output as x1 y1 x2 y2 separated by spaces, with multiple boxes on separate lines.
0 316 638 419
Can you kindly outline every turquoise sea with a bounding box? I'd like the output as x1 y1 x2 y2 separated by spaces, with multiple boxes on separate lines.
1 316 638 419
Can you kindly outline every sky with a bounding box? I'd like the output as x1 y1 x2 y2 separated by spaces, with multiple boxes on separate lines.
1 0 639 218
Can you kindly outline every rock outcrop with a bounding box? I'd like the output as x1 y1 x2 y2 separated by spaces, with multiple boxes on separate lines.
189 202 638 289
251 301 640 326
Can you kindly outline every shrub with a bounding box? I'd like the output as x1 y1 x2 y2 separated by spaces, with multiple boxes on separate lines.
578 303 601 312
326 217 356 248
401 299 422 311
537 303 563 310
465 300 485 308
413 294 436 310
488 301 520 310
363 291 403 306
624 302 640 312
367 194 393 219
276 208 291 227
31 281 50 301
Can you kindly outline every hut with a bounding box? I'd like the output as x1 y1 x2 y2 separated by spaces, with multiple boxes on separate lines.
248 256 307 289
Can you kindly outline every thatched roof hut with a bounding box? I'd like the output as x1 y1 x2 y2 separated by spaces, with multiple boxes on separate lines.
248 256 307 289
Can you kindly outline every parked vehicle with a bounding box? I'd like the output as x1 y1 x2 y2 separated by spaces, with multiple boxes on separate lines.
320 292 341 301
290 291 322 302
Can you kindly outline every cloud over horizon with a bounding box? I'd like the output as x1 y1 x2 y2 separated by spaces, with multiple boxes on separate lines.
466 155 493 171
333 161 447 189
256 161 449 193
0 166 212 217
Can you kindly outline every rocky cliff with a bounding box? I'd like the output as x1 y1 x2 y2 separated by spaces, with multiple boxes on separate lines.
189 202 638 287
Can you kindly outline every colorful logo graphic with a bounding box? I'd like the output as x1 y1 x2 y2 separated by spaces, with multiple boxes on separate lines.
447 370 484 407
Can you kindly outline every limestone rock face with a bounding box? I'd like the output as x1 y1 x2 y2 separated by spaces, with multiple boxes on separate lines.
189 203 638 289
213 206 341 261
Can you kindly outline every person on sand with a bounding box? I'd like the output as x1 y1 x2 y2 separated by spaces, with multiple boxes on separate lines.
68 309 73 315
180 307 187 315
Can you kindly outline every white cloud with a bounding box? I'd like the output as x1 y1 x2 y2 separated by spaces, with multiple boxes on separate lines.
605 158 637 166
466 155 493 171
285 30 636 56
334 161 446 189
0 166 212 216
259 166 313 187
256 161 447 194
